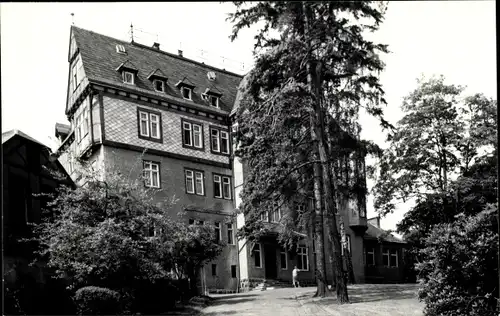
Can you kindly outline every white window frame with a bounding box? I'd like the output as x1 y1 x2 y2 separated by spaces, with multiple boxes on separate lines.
181 87 192 100
222 176 231 199
297 245 309 271
220 130 229 154
390 249 399 268
280 248 288 270
138 110 161 140
271 209 280 223
214 222 221 242
153 79 165 92
253 243 262 268
382 249 390 267
185 170 195 194
183 121 203 149
341 235 352 256
75 113 82 142
227 223 234 245
143 161 160 188
122 71 135 85
209 95 219 108
211 129 220 152
72 63 78 91
366 247 375 266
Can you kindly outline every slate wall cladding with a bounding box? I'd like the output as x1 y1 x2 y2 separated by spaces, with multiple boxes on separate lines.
103 95 230 164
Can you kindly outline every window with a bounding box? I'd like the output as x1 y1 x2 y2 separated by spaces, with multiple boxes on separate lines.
214 174 231 199
197 220 204 225
260 212 269 222
211 129 220 152
212 264 217 276
390 249 398 267
253 243 262 268
366 247 375 266
138 108 162 142
188 219 195 225
214 222 221 242
210 127 230 155
271 209 280 223
122 71 135 84
182 120 203 149
116 44 126 54
382 249 390 267
72 63 78 91
71 56 84 91
153 79 165 92
185 169 204 195
231 265 237 278
296 203 306 213
210 95 219 108
280 248 288 270
227 223 234 245
181 87 192 100
297 245 309 271
143 161 160 188
75 114 82 142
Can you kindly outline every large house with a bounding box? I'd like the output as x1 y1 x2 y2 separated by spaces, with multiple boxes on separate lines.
55 26 407 292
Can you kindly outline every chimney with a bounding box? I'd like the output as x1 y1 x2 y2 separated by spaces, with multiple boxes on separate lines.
178 49 183 57
368 216 380 228
152 42 160 50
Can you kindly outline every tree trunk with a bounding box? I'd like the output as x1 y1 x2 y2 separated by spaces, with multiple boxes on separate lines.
303 1 349 303
311 146 331 297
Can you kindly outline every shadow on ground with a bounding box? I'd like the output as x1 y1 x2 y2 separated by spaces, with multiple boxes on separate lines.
298 284 420 304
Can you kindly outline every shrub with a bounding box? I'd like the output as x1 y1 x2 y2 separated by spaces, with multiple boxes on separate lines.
416 204 499 316
74 286 121 315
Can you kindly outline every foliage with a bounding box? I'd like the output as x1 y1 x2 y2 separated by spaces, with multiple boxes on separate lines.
30 157 224 309
374 75 497 216
416 204 499 316
74 286 121 315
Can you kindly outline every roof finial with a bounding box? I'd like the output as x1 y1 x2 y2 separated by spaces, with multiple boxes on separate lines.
130 23 134 42
71 13 75 25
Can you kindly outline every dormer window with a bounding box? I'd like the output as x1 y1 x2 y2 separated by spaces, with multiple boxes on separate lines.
153 79 165 92
175 78 196 101
210 95 219 108
182 87 192 100
116 60 138 86
203 88 223 108
123 71 135 84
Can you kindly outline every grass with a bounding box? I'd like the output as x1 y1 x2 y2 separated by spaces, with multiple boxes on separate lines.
297 284 424 316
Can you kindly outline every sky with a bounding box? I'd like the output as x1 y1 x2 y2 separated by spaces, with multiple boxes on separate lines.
1 2 496 231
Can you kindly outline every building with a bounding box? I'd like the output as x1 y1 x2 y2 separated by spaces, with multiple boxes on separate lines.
55 26 405 293
364 217 408 283
3 129 75 314
55 26 242 292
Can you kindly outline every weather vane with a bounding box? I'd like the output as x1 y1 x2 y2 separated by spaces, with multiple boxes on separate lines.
71 13 74 25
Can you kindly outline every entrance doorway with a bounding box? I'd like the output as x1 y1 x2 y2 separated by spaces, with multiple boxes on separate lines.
264 244 277 279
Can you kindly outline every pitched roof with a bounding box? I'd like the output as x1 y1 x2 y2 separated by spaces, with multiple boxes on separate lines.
2 129 47 147
70 26 243 114
364 223 406 244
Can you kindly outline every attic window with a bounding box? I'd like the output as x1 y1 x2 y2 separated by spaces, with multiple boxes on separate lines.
116 44 126 54
153 80 165 92
209 95 219 108
181 87 192 100
123 71 135 85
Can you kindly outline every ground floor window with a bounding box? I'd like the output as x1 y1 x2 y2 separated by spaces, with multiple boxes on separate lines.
297 245 309 271
212 264 217 276
253 243 262 268
280 248 288 270
366 247 375 265
231 265 237 278
383 248 398 267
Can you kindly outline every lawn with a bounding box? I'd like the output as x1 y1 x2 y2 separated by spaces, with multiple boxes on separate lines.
296 284 424 316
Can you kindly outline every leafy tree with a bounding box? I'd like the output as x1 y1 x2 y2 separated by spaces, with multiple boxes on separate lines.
416 204 499 316
30 158 224 304
229 1 390 302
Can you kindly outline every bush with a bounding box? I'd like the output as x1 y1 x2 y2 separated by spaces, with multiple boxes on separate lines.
130 278 186 314
416 204 499 316
74 286 121 315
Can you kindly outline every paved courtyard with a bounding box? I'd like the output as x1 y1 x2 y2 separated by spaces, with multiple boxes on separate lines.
199 284 423 316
